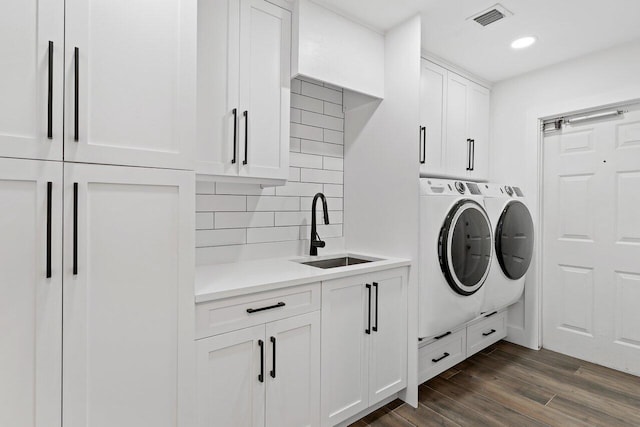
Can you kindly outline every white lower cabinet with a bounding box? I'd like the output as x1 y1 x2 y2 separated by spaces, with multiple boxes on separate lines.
321 268 408 426
196 289 320 427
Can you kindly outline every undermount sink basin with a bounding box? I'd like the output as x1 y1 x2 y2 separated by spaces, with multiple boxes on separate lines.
299 255 374 269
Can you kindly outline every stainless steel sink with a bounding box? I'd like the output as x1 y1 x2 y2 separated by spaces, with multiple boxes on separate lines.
299 256 373 269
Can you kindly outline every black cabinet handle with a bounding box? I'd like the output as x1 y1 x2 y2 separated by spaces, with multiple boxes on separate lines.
74 47 79 142
466 139 471 170
270 336 276 378
482 329 497 337
246 301 285 314
470 139 475 171
419 126 426 164
242 110 248 165
73 183 78 275
372 282 379 332
231 108 238 164
432 352 450 363
365 284 371 334
435 331 451 340
484 311 498 318
46 182 52 278
258 339 264 383
47 41 53 139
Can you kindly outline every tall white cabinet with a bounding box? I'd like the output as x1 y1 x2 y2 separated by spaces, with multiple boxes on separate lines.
419 58 490 181
197 0 291 182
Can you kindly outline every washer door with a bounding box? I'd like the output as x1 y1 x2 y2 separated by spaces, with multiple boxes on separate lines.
438 200 492 296
495 200 534 280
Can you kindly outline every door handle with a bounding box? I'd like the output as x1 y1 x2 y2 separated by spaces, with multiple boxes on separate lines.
231 108 237 164
365 284 371 334
74 47 79 142
46 182 52 278
242 110 248 165
270 336 276 379
419 126 426 164
258 339 264 383
47 41 54 139
73 182 78 275
466 139 471 170
372 282 379 332
470 139 475 171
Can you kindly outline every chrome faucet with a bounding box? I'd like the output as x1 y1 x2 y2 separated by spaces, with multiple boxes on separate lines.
310 193 330 256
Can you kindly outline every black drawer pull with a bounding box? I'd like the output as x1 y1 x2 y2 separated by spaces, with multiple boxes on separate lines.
246 301 285 314
47 41 53 139
73 182 78 275
432 352 450 363
270 336 276 379
372 282 379 332
242 110 248 165
46 182 52 278
231 108 237 164
74 47 79 142
365 284 371 334
258 339 264 383
484 311 498 318
482 329 497 337
435 331 451 340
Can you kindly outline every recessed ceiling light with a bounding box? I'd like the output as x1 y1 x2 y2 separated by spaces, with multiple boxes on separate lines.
511 36 536 49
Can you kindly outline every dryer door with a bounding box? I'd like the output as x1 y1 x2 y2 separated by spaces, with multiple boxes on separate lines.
495 200 534 280
438 200 492 295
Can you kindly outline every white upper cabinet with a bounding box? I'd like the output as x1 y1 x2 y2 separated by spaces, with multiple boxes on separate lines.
420 58 490 182
64 0 196 170
0 0 64 161
197 0 291 183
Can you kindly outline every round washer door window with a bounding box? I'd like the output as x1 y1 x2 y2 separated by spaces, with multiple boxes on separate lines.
438 200 492 296
496 201 534 280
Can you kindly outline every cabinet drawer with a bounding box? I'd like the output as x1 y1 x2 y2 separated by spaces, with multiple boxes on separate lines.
466 310 507 357
196 283 320 338
418 329 466 383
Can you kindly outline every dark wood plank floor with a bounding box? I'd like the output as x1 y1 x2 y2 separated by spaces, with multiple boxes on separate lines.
350 340 640 427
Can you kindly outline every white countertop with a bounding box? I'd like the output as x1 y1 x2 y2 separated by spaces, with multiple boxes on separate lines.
195 252 411 303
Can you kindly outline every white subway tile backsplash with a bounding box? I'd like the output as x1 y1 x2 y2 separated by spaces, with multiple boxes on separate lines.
197 195 246 212
215 212 274 229
301 139 343 158
247 196 299 212
247 226 300 244
196 77 344 255
300 168 343 184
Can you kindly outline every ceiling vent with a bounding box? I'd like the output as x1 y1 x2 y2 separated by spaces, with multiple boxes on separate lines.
469 4 513 27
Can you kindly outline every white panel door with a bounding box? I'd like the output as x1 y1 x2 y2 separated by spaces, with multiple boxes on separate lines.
467 81 490 181
445 73 470 177
62 163 195 427
266 312 320 427
238 0 290 180
369 275 407 406
419 59 447 176
321 276 369 426
0 158 62 427
64 0 196 169
196 0 240 176
0 0 63 161
196 326 266 427
543 105 640 375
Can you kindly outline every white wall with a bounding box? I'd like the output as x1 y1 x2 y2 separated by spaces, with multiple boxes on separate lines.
344 15 421 406
196 77 346 265
490 39 640 349
292 0 384 98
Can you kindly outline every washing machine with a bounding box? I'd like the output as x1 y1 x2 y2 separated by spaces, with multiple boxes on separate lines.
481 183 534 313
419 178 493 339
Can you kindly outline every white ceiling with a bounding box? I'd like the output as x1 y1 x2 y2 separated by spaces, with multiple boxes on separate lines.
312 0 640 82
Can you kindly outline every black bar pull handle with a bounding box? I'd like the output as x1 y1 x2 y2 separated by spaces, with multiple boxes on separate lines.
73 182 78 275
419 126 426 164
372 282 379 332
466 139 471 170
470 139 475 171
270 336 276 379
47 41 53 139
74 47 79 142
46 182 52 278
484 311 498 318
231 108 238 164
242 110 248 165
365 284 371 334
258 339 264 383
434 331 452 340
246 301 285 314
432 352 450 363
482 329 497 337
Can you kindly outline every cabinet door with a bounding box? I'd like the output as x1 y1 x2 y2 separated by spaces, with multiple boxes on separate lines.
467 82 490 181
0 0 63 161
369 275 407 405
64 0 196 169
196 0 240 176
238 0 290 180
445 73 470 177
419 59 447 176
196 326 266 427
266 312 320 427
62 163 195 427
0 158 62 427
321 277 369 426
